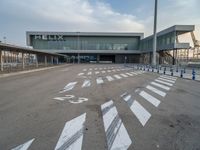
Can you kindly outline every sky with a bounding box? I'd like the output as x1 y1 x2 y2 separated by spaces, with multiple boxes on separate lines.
0 0 200 46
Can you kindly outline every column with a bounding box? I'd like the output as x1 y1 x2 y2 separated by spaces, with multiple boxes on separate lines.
97 54 100 63
149 52 152 64
35 54 38 68
78 53 80 64
22 52 25 69
56 57 59 64
45 55 47 66
0 50 3 71
51 56 54 65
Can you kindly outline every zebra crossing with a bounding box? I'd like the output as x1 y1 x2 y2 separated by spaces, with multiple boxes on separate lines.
121 75 177 126
96 77 104 84
101 100 132 150
78 67 132 76
82 66 122 72
146 85 166 97
106 76 114 82
54 113 86 150
61 70 145 92
121 94 151 126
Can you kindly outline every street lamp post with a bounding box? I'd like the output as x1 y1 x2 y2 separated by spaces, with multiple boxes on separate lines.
77 32 80 64
152 0 158 66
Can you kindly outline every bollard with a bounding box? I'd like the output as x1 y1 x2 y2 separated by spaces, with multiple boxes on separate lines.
157 68 159 74
164 67 166 75
184 68 186 73
171 68 173 76
176 67 178 72
143 66 145 71
180 70 183 78
192 69 195 80
148 66 149 72
152 67 154 72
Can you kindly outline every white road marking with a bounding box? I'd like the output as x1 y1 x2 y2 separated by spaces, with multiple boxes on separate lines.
160 76 177 81
101 100 132 150
158 77 176 83
106 76 114 81
54 113 86 150
60 82 77 93
95 71 100 74
69 97 89 104
102 71 106 73
120 92 128 97
94 68 98 70
114 74 122 79
150 82 170 91
160 75 177 80
96 77 104 84
112 70 116 72
123 94 132 101
78 73 84 76
107 70 111 73
130 101 151 126
83 69 87 71
146 85 166 97
155 79 173 86
87 72 92 75
12 139 35 150
54 95 75 101
101 100 113 110
126 73 133 76
82 80 91 88
116 69 120 71
139 91 160 107
89 68 92 71
120 74 128 78
130 72 138 75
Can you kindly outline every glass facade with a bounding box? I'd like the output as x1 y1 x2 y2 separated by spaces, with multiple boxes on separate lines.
140 31 176 51
30 36 140 51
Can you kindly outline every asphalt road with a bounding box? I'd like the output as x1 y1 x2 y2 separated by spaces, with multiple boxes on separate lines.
0 64 200 150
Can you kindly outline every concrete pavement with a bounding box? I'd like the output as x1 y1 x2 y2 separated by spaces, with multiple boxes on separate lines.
0 64 200 150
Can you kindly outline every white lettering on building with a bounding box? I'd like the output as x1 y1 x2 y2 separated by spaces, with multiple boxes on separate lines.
34 35 64 41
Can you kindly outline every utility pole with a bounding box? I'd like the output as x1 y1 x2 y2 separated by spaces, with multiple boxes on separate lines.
152 0 158 66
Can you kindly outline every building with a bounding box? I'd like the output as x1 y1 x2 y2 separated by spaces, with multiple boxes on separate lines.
26 25 195 64
140 25 195 64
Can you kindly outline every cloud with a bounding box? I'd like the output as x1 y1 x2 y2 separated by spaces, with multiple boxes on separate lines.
1 1 143 29
142 0 200 36
0 0 145 45
0 0 199 45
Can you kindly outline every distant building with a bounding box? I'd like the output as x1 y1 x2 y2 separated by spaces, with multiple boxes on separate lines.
26 25 194 64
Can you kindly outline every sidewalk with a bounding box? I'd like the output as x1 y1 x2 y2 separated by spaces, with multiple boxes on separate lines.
0 64 70 78
126 65 200 81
